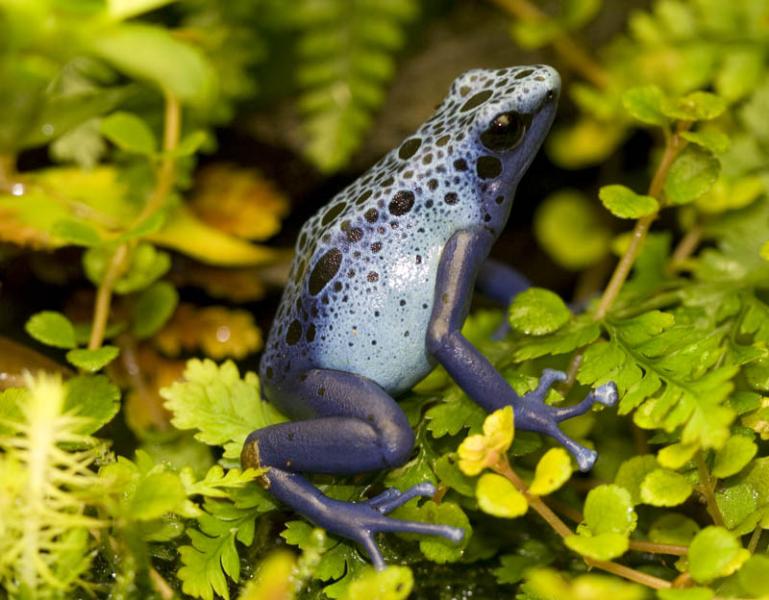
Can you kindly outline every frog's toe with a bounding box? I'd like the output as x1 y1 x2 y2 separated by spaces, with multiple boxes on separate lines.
533 368 567 397
595 381 618 407
367 482 436 513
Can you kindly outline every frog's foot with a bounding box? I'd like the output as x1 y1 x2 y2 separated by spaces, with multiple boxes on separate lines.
515 369 618 472
270 471 463 570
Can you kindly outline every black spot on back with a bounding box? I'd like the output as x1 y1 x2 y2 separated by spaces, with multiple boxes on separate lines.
286 320 302 345
364 208 378 223
305 324 316 342
444 192 458 205
476 156 502 179
515 68 534 79
398 138 422 160
309 248 343 295
355 190 373 205
389 191 415 216
460 89 492 112
453 158 468 171
321 202 346 225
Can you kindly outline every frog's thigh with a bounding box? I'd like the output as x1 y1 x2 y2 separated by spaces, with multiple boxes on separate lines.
251 369 414 474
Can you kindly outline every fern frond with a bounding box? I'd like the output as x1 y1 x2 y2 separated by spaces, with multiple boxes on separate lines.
295 0 418 172
0 374 105 599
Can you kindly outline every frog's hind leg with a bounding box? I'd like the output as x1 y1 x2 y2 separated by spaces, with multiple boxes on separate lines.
241 368 464 570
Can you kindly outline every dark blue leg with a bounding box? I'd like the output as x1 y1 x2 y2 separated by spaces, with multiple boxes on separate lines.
427 230 618 471
242 369 464 570
476 258 530 306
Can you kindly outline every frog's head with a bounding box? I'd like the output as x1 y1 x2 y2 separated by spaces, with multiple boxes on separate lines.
417 65 560 193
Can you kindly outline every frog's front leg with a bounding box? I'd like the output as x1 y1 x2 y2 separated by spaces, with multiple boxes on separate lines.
426 229 617 471
241 369 464 570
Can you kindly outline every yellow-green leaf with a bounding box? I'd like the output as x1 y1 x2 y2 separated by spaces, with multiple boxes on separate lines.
599 184 659 219
476 473 527 518
640 469 693 506
688 526 749 583
529 448 573 496
508 288 571 336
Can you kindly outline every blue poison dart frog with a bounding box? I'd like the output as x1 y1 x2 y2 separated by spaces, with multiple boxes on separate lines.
242 65 618 569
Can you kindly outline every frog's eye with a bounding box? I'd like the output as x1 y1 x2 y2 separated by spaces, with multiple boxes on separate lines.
480 112 525 152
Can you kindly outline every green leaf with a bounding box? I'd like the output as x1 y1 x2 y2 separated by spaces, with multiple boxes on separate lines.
106 0 177 20
649 513 700 545
525 568 647 600
127 470 187 520
622 85 667 126
64 375 121 434
583 484 637 536
508 288 571 336
534 190 612 270
66 346 120 372
657 442 698 470
599 184 659 219
88 24 217 107
711 435 757 478
680 130 730 154
661 92 727 122
51 219 103 247
565 532 629 561
132 281 179 339
342 566 413 600
664 146 720 206
640 469 693 506
393 501 470 563
161 359 286 459
515 315 601 361
688 526 749 583
737 554 769 597
84 243 171 294
25 311 77 349
100 111 157 155
476 473 528 518
529 448 573 496
716 49 763 102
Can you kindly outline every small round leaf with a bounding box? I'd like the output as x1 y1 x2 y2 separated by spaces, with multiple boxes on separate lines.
688 526 750 583
25 311 77 349
529 448 573 496
599 184 659 219
640 469 693 507
508 288 571 336
476 473 528 518
66 346 120 372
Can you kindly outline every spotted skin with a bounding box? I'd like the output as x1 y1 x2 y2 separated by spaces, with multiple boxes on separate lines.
245 65 619 570
263 66 560 394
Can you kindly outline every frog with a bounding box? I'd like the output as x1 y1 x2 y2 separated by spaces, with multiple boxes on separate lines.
242 65 618 569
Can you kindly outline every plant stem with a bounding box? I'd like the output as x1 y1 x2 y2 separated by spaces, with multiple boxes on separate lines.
627 540 688 557
747 526 762 553
88 244 129 350
594 127 688 320
87 91 181 350
668 224 703 273
493 459 672 589
136 89 180 224
0 153 16 191
695 450 725 527
488 0 610 89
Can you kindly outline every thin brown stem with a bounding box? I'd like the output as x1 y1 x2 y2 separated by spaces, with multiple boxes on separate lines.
627 540 688 557
668 225 703 273
488 0 610 89
695 451 725 527
747 526 762 553
0 153 16 191
594 128 689 320
86 92 181 351
149 566 174 600
88 244 129 350
136 90 181 224
493 459 672 589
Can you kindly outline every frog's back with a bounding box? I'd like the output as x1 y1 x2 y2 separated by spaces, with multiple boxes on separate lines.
260 66 559 395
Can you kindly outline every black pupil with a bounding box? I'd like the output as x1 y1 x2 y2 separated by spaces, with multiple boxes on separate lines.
480 112 525 151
